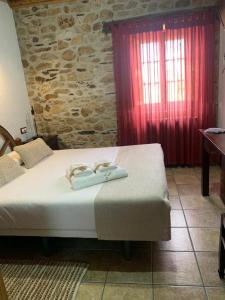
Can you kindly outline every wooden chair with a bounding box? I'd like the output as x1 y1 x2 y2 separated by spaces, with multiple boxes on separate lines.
0 272 8 300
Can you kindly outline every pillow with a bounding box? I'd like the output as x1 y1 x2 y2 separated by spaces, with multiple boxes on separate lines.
14 138 53 169
0 155 25 187
7 151 23 165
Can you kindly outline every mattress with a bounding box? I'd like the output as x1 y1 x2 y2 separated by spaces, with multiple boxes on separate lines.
0 144 170 240
0 147 119 237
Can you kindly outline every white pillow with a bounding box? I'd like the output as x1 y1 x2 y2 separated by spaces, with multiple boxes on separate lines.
0 155 25 187
7 151 23 165
14 138 53 169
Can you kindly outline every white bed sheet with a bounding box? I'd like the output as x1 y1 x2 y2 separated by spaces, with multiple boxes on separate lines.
0 147 119 237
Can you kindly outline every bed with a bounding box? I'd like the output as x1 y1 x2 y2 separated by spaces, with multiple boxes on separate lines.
0 125 171 247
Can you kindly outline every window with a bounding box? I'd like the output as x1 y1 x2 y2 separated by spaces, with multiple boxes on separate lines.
141 42 161 104
141 38 185 104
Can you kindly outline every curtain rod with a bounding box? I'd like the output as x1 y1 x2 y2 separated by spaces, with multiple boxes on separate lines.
102 6 218 34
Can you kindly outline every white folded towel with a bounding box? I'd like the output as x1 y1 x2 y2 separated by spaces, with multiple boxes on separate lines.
69 167 128 191
66 164 93 183
94 160 117 173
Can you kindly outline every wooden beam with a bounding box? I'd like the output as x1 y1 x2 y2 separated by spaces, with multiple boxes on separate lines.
8 0 72 8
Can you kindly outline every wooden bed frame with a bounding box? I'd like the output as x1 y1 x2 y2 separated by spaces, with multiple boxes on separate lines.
0 125 132 259
0 126 17 156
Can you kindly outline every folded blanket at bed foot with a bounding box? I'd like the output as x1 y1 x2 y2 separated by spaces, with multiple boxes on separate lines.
66 164 128 191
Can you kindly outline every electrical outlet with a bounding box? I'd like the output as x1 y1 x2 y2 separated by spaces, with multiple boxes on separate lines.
20 127 27 134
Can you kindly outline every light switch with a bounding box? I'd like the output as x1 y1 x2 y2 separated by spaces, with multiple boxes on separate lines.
20 127 27 134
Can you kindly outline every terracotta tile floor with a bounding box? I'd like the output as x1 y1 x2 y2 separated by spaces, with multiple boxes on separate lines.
0 166 225 299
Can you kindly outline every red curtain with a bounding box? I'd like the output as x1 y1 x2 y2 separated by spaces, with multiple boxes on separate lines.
111 10 216 166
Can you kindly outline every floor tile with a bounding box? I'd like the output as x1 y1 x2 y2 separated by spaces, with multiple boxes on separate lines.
189 228 220 251
174 174 200 185
166 168 174 176
102 284 153 300
210 182 220 196
196 252 225 287
194 167 201 178
106 251 151 284
167 175 175 184
209 195 225 210
82 270 107 283
177 184 201 196
76 283 104 300
206 287 225 300
180 195 216 210
106 271 151 285
169 196 182 209
171 210 186 227
154 228 193 251
184 209 221 228
210 166 221 183
154 286 206 300
73 250 110 283
153 251 202 285
172 167 196 176
194 166 221 184
168 182 178 196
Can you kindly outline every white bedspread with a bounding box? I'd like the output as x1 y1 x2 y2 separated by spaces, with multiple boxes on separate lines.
0 147 119 237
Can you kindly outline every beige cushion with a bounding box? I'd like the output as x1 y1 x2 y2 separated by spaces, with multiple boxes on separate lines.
0 155 25 187
7 151 23 165
14 138 53 169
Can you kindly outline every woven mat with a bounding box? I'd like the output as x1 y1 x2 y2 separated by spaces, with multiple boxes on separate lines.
0 260 88 300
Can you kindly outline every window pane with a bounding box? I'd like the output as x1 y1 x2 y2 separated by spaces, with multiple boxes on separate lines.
143 84 161 104
141 42 160 62
166 59 185 81
166 39 185 59
167 81 185 102
166 60 174 81
141 38 185 104
141 42 161 104
166 38 185 102
142 62 160 84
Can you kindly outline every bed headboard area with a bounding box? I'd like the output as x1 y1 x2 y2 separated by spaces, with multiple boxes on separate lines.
0 126 17 157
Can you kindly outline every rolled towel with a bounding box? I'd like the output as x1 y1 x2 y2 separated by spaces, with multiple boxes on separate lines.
66 164 93 183
94 160 117 173
101 167 128 182
69 167 128 191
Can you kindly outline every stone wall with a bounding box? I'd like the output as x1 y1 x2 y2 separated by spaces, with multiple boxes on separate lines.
13 0 219 148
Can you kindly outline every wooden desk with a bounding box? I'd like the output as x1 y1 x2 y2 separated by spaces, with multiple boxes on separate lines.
219 213 225 278
200 130 225 203
200 130 225 278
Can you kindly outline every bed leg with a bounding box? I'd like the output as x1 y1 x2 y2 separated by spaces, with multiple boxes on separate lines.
41 237 52 257
122 241 132 260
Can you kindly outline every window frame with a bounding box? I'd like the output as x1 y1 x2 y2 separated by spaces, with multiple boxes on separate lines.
140 35 186 108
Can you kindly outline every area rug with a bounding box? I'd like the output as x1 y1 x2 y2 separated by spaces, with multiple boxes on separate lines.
0 260 88 300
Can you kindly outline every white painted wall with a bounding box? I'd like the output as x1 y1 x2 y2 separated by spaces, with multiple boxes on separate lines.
218 24 225 128
0 0 35 140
